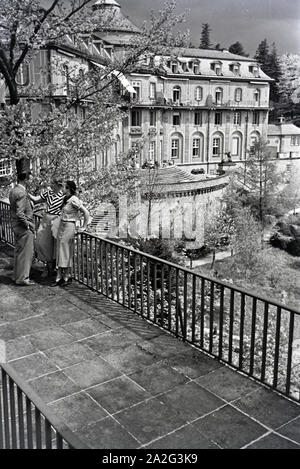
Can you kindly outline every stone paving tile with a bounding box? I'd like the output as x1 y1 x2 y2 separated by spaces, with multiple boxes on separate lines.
159 381 225 422
0 315 54 341
145 334 193 359
233 388 300 429
247 432 300 449
48 391 108 431
165 350 223 379
103 343 161 373
62 318 111 340
276 416 300 444
6 336 38 361
29 371 81 403
129 362 188 395
43 342 97 368
74 416 139 449
28 326 75 351
115 397 187 445
196 366 261 402
43 306 89 326
144 423 220 449
81 329 143 357
87 376 151 414
192 404 267 449
63 357 122 389
9 352 58 381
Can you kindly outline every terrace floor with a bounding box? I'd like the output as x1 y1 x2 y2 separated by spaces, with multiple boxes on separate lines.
0 242 300 449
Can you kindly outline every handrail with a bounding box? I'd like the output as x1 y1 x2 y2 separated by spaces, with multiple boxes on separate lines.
78 231 300 315
0 363 88 449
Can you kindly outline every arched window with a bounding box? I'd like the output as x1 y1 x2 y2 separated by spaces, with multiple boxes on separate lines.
254 89 260 103
171 132 183 161
231 132 243 158
192 132 204 161
235 88 242 102
212 132 223 157
195 86 203 102
173 86 181 104
15 63 30 86
215 87 223 105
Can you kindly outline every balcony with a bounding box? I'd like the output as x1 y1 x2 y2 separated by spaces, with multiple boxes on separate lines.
0 200 299 449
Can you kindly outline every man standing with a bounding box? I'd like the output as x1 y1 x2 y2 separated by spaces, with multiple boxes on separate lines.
9 170 35 286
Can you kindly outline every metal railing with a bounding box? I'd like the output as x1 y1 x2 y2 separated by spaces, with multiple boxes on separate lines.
1 200 300 404
0 364 88 449
72 233 300 403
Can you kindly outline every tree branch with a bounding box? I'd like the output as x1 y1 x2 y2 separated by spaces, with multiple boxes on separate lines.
13 0 60 75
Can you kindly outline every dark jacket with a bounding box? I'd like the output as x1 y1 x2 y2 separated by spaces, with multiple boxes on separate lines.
9 184 34 230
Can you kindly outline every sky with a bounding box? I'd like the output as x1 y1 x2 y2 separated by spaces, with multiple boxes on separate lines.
119 0 300 56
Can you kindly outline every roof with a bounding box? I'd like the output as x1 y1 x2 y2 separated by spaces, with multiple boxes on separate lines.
140 166 204 186
268 123 300 136
171 48 255 62
93 0 140 34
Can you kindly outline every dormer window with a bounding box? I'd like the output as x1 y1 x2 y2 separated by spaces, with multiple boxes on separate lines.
229 62 241 75
171 61 178 74
193 61 200 74
249 64 259 77
181 62 189 72
211 61 222 75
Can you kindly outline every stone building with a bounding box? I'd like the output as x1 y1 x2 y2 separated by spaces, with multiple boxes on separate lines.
91 1 273 174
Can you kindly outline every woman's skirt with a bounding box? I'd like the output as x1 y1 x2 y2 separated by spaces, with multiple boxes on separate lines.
35 213 58 263
56 221 76 268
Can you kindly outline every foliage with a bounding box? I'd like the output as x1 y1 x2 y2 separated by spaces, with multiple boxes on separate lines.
199 23 212 49
228 41 248 57
0 0 189 200
277 53 300 125
254 39 281 105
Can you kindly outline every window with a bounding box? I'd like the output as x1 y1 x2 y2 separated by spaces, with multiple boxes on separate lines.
171 61 178 74
249 64 259 77
150 110 156 126
215 88 223 105
131 109 142 126
173 112 180 126
192 138 201 158
211 61 222 75
254 89 260 103
182 62 189 72
232 137 240 156
132 81 141 102
253 111 259 125
0 159 12 176
235 88 242 102
230 62 240 75
193 61 200 74
171 139 179 158
194 111 202 126
195 86 203 102
149 82 156 100
149 141 156 161
233 112 241 125
212 138 221 156
173 86 181 103
215 112 222 126
15 63 30 86
291 136 300 146
63 65 70 95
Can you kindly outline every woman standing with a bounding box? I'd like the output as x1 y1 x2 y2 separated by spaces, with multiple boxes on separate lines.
52 181 89 287
29 177 65 277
